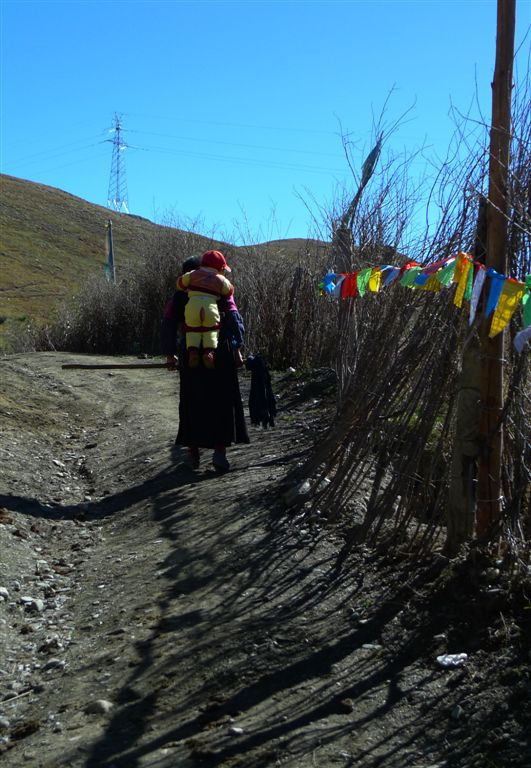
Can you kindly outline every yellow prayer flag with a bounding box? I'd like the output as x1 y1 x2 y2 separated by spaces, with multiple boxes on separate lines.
420 274 442 293
489 280 526 337
453 252 470 285
368 268 381 293
454 258 472 308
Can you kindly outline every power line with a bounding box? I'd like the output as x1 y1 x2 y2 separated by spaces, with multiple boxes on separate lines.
126 128 342 159
124 111 339 137
129 142 346 176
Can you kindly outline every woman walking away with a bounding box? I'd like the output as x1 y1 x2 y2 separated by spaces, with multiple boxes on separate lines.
161 254 249 472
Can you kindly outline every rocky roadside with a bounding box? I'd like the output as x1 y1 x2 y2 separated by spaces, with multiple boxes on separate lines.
0 353 530 768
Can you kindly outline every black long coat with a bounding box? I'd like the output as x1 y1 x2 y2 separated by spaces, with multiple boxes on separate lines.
161 292 249 449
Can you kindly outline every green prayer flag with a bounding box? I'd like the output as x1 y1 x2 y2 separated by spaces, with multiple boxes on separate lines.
400 266 422 287
436 261 456 286
464 263 474 301
522 276 531 327
357 267 372 297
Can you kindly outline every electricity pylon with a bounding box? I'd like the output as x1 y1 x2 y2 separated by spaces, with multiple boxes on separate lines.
106 113 129 213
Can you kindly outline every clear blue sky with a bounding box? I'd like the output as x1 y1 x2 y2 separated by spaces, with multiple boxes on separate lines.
1 0 530 245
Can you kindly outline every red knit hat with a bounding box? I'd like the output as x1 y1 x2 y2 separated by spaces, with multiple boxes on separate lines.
201 250 231 272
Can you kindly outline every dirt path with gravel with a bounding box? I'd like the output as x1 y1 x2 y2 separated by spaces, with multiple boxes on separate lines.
1 352 529 768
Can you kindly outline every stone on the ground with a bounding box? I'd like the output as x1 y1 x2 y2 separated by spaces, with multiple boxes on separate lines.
42 658 66 671
20 597 45 613
84 699 114 714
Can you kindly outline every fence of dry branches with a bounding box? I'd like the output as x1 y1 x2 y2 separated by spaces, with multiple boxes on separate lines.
287 79 530 562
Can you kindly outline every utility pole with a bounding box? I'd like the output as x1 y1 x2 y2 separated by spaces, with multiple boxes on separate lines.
477 0 516 537
106 113 129 214
105 219 116 283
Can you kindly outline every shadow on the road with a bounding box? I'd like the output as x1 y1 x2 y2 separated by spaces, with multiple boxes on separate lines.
6 428 524 768
69 456 496 768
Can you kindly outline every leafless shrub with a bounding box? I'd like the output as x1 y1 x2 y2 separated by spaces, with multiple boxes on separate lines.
291 76 530 560
227 239 336 369
33 223 215 355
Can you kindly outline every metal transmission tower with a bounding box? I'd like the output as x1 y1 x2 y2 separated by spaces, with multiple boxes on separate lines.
106 113 129 213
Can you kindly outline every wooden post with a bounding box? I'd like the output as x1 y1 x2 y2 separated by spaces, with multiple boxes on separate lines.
105 219 116 283
477 0 516 537
445 198 487 556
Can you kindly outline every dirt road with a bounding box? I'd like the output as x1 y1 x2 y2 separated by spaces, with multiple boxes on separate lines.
0 353 529 768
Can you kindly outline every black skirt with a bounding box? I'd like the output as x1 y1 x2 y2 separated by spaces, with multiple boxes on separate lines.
175 338 250 449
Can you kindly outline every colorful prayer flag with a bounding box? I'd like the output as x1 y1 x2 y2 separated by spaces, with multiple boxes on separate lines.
332 275 345 297
400 266 422 287
340 273 358 298
436 259 456 286
454 257 473 308
368 268 382 293
522 276 531 328
453 252 469 285
469 264 486 325
485 269 507 316
357 268 373 297
489 279 526 337
383 266 400 285
322 271 337 294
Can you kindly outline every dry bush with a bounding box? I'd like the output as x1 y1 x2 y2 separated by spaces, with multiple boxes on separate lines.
290 79 530 558
32 225 216 355
226 240 336 370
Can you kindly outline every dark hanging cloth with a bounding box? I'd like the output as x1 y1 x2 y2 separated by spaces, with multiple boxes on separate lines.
245 355 276 429
161 292 250 449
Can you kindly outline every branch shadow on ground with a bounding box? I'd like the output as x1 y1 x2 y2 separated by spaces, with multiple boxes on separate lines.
67 454 515 768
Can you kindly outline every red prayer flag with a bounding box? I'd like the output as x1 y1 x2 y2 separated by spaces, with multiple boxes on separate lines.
341 272 358 298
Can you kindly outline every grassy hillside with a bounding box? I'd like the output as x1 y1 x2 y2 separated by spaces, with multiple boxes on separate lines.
0 174 191 329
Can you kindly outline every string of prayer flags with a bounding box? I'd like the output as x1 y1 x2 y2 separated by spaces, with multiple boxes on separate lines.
319 251 529 342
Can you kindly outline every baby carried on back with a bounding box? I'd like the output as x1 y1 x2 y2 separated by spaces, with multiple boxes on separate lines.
177 250 234 369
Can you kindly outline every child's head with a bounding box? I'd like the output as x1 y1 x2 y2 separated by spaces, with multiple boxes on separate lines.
201 250 231 273
181 256 200 274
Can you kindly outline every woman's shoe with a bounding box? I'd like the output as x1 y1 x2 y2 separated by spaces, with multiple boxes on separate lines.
185 447 200 469
212 449 230 473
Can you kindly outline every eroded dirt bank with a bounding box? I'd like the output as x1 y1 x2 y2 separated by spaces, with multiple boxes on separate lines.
0 353 529 768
